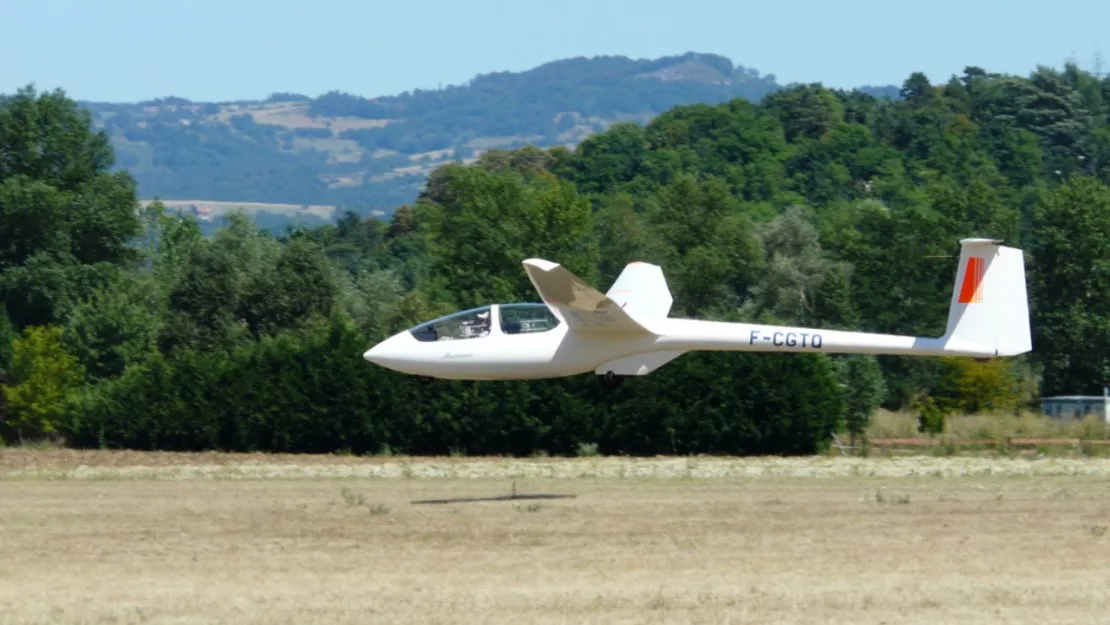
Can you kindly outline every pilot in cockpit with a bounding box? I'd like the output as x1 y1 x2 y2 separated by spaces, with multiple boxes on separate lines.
474 310 491 337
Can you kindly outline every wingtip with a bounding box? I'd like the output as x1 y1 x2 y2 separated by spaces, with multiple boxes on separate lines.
522 258 560 272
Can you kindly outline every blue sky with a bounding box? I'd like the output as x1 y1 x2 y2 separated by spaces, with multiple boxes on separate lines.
2 0 1107 102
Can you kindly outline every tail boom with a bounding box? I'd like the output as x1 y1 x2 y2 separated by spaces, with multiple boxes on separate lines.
644 238 1030 359
649 319 997 357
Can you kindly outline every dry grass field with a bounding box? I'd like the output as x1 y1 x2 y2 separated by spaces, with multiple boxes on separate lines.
867 409 1110 441
2 448 1110 624
212 101 392 132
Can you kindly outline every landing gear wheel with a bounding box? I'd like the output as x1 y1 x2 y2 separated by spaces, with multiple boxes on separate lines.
599 370 623 390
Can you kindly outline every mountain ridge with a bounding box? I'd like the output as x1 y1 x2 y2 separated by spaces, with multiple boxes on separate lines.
74 52 900 227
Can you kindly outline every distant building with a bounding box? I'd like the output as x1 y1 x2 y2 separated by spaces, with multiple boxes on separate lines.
185 204 213 222
1040 391 1110 423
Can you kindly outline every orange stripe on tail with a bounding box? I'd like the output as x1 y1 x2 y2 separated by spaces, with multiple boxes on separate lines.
957 256 985 304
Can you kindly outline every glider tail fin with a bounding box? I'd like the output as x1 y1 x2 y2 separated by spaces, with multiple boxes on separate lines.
605 261 674 319
942 238 1032 357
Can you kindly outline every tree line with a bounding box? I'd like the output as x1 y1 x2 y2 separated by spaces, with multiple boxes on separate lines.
3 61 1110 456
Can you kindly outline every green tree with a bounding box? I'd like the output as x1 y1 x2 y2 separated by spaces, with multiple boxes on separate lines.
931 357 1024 415
0 304 11 373
832 354 887 444
593 193 665 284
644 173 762 317
135 199 206 291
62 274 161 381
741 205 831 324
761 83 845 142
5 325 86 441
1029 175 1110 395
421 166 597 307
239 237 338 339
0 86 142 330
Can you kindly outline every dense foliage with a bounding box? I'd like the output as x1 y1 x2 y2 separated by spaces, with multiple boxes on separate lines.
3 60 1110 456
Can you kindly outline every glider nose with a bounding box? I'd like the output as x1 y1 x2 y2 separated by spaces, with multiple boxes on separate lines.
363 341 393 366
362 344 382 364
363 333 411 370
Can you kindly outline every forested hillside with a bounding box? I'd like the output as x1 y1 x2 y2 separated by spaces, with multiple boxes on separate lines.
78 52 896 229
3 61 1110 457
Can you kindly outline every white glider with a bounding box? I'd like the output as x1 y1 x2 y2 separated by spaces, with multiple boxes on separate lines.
363 238 1031 388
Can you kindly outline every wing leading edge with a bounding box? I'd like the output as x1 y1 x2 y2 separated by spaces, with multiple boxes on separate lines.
522 259 654 334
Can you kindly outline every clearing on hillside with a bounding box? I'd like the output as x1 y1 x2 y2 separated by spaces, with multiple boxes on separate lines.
140 199 337 221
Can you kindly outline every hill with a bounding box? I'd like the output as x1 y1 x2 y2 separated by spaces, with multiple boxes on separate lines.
79 52 898 223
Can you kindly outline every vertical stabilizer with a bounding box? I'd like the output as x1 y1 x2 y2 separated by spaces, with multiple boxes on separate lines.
942 238 1032 356
605 261 673 319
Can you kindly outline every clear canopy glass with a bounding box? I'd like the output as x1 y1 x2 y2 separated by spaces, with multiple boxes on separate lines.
408 303 560 342
498 303 560 334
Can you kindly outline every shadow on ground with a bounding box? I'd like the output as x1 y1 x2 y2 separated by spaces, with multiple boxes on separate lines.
410 493 577 505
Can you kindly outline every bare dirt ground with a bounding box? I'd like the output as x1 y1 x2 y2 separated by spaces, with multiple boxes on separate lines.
2 450 1109 624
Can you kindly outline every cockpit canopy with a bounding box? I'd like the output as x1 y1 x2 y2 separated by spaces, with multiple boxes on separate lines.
408 303 561 342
